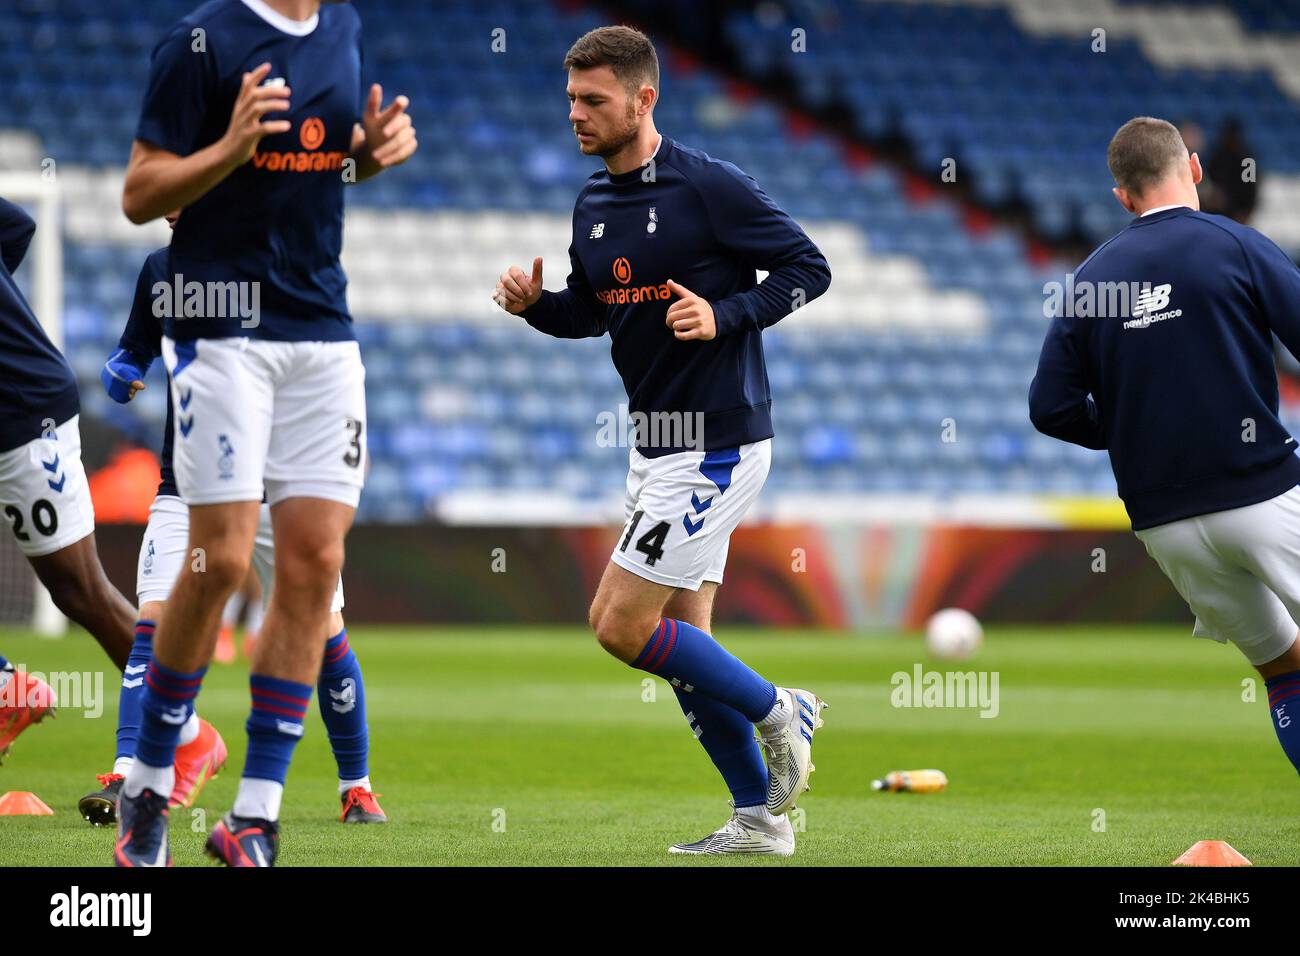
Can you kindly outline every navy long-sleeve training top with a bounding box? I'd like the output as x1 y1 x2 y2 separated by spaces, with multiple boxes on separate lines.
0 197 79 452
135 0 363 342
521 136 831 456
114 247 178 498
1029 205 1300 530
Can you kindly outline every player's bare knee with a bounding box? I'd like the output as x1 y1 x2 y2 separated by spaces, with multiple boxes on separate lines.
592 602 657 661
591 612 619 656
270 540 340 613
593 616 635 659
195 547 252 597
278 537 344 587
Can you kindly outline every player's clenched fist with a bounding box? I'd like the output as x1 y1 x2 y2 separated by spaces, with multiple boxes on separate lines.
664 279 716 341
494 257 544 314
220 62 292 166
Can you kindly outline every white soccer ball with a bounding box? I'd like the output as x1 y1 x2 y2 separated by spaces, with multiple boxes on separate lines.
925 608 983 660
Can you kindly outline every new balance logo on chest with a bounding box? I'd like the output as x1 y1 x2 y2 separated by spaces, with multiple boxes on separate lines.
589 223 605 239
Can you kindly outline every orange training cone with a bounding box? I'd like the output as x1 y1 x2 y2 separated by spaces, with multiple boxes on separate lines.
0 791 54 816
1171 840 1251 867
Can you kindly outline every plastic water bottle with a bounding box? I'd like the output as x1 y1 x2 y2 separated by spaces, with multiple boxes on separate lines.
871 769 948 793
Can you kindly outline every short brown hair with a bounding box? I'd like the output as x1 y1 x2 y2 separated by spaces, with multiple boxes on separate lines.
1107 117 1188 196
563 25 659 96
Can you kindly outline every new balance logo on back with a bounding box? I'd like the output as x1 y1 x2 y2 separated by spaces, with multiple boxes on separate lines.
1133 284 1171 316
1124 283 1181 329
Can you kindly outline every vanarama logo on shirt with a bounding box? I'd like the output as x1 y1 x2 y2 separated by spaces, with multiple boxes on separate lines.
596 256 674 305
251 116 347 173
299 117 325 150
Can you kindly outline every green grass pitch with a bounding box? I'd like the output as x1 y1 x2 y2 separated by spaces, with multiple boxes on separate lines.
0 625 1294 866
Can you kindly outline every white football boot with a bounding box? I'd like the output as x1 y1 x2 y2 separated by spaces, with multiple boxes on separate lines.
759 687 826 816
668 807 795 857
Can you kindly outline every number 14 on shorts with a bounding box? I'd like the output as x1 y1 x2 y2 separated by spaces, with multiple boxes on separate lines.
619 509 669 566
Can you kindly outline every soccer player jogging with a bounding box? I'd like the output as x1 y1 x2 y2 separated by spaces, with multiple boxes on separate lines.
82 236 385 829
1031 116 1300 783
114 0 414 867
0 196 139 762
494 27 832 856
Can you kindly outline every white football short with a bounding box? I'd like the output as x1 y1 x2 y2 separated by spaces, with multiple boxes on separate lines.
161 336 367 508
1135 485 1300 666
0 415 95 557
137 495 343 613
611 439 771 591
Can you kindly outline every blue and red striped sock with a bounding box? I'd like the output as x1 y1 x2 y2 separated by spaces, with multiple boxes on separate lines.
317 629 369 784
243 674 311 783
115 621 155 766
122 656 205 798
135 657 204 769
673 685 768 808
234 675 312 821
633 618 777 723
1266 670 1300 775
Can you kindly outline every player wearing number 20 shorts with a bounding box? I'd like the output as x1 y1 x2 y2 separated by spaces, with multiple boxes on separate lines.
115 0 415 867
0 197 139 764
496 27 831 855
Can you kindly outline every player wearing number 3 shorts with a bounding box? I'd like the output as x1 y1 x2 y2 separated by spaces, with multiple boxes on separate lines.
115 0 415 867
0 196 140 764
79 238 385 830
495 27 831 856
